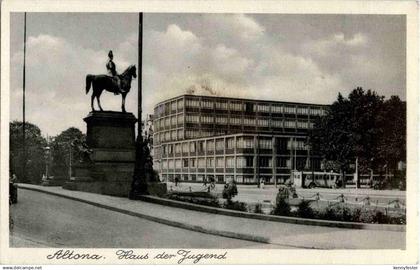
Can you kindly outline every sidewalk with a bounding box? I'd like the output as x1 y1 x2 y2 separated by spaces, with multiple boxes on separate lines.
17 184 405 249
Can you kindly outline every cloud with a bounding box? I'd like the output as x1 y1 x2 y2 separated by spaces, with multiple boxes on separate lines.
9 14 405 136
10 34 139 136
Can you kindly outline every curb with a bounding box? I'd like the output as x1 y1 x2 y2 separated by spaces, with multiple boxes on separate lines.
16 185 272 245
139 195 406 232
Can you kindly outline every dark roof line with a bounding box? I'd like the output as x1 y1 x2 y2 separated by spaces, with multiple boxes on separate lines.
155 94 331 108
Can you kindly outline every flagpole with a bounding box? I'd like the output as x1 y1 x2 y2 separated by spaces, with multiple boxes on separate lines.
22 12 27 182
138 12 143 140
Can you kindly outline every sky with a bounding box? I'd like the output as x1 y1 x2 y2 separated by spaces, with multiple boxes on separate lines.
9 13 406 136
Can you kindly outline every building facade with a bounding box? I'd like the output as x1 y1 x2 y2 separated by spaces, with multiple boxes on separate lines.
153 95 328 184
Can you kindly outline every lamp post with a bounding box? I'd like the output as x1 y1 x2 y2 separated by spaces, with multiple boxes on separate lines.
43 145 51 180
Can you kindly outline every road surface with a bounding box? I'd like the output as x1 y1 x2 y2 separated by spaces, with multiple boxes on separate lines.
9 189 284 248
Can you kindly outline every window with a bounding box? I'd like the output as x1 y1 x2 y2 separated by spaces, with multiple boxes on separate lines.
230 117 241 125
190 158 196 168
175 159 182 169
171 130 177 140
244 117 256 126
207 140 215 151
226 157 235 168
276 157 287 168
215 101 228 110
190 142 196 153
185 130 200 139
182 142 189 153
175 144 181 154
236 137 254 148
257 104 270 113
284 105 296 114
201 100 214 109
246 156 254 167
272 105 283 113
197 141 205 152
186 114 199 123
162 160 168 169
245 102 254 113
272 119 283 128
177 99 184 110
201 115 214 124
168 160 174 169
215 116 228 125
183 159 188 168
259 157 272 167
258 138 272 149
297 120 309 129
198 158 205 168
165 117 170 127
297 107 309 115
229 102 243 111
257 118 269 127
207 158 214 167
226 138 235 149
284 120 296 128
177 114 184 125
171 101 177 111
216 139 224 151
287 139 307 150
216 157 224 168
177 129 184 140
186 98 200 108
168 144 173 154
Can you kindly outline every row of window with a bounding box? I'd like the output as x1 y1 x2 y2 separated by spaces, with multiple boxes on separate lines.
160 137 308 155
154 99 185 117
183 98 327 115
160 156 299 169
156 115 314 129
154 98 327 118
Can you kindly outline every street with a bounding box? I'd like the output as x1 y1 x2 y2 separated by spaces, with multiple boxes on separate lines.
9 189 284 248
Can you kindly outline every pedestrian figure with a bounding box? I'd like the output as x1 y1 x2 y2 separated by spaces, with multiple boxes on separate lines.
174 177 179 187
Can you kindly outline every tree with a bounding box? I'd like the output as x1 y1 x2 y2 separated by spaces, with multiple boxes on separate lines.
310 87 390 184
376 96 406 171
51 127 85 178
9 121 46 184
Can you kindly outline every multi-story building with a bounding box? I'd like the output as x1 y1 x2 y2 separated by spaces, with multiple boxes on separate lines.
153 94 329 184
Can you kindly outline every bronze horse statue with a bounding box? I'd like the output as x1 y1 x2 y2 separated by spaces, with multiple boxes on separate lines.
85 65 137 112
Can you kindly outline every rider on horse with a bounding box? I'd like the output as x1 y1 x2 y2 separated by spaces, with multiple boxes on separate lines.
106 50 125 95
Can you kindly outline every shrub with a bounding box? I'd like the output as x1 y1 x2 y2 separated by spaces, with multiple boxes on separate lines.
322 204 353 222
167 194 220 208
272 197 291 216
373 211 389 224
297 200 314 218
223 201 247 212
222 182 238 202
254 203 263 214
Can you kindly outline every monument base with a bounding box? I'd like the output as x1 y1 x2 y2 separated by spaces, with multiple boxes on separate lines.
63 111 137 197
147 182 167 197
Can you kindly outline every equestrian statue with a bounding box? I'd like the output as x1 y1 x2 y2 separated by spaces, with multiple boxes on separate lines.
85 50 137 113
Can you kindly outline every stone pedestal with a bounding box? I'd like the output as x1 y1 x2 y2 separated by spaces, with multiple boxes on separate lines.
64 111 137 197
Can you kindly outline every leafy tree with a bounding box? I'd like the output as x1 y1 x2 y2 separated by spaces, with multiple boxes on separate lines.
376 96 406 171
9 121 46 183
51 127 85 178
310 87 405 187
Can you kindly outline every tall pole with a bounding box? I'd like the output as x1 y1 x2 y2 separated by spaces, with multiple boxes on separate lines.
129 12 146 199
22 12 27 182
138 12 143 140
